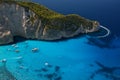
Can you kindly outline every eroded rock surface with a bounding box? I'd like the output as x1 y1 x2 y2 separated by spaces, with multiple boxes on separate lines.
0 2 99 45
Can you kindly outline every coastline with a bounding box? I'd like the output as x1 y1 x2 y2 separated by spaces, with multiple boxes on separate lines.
0 1 99 45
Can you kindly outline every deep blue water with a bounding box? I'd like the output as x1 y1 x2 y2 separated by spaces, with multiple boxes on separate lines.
0 0 120 80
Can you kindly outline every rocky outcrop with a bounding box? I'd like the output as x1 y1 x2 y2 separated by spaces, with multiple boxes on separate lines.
0 26 13 44
0 2 99 45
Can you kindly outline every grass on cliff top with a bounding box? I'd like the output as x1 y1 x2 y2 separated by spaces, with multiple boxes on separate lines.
17 1 64 19
16 2 93 27
1 0 88 20
1 0 64 19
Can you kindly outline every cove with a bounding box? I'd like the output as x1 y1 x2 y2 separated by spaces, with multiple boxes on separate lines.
0 0 120 80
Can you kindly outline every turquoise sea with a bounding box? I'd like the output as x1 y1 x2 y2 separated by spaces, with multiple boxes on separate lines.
0 0 120 80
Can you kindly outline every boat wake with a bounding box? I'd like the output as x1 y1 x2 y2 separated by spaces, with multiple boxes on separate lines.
96 25 111 38
0 56 23 63
86 25 111 48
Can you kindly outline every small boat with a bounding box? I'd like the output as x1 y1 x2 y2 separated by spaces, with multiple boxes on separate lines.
32 48 39 52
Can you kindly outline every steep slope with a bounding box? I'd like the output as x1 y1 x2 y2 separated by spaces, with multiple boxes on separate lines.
0 1 99 45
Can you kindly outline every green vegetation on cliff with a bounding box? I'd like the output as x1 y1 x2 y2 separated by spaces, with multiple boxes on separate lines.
1 0 99 31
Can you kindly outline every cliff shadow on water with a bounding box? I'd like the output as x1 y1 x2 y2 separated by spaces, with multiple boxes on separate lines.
0 33 84 46
13 33 85 43
0 36 27 46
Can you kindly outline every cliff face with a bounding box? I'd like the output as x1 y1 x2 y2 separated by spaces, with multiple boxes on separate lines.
0 2 42 44
0 2 99 45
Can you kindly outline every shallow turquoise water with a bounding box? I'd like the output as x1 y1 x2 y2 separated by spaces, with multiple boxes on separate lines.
0 35 120 80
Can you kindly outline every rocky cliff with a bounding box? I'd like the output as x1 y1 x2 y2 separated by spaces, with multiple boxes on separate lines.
0 1 99 45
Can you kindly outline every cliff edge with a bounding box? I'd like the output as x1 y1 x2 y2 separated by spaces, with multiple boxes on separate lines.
0 1 99 45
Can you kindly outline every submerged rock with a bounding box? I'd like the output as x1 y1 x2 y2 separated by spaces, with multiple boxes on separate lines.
41 68 49 72
35 64 64 80
55 66 60 72
0 1 99 45
0 65 17 80
89 61 120 80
